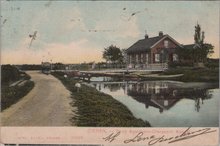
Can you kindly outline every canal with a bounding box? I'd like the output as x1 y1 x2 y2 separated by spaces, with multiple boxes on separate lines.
89 77 219 127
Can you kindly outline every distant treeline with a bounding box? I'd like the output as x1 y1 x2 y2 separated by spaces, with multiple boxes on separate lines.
17 64 42 70
14 62 126 71
3 58 218 72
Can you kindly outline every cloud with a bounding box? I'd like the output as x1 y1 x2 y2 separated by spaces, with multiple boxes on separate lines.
55 8 87 34
94 14 140 39
117 17 140 39
1 39 104 64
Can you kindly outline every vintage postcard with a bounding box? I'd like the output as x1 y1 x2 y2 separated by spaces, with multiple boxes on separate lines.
0 0 219 146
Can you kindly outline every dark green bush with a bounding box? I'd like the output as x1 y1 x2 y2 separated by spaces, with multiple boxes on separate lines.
1 81 35 111
1 65 21 84
168 62 193 68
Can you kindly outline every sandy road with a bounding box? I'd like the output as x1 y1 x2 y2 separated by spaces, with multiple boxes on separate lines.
1 71 75 126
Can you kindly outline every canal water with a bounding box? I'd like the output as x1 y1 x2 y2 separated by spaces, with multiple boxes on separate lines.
90 77 219 127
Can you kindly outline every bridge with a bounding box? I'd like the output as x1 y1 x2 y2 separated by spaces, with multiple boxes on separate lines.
52 63 168 81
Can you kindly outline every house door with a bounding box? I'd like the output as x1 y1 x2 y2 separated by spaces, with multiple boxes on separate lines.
169 53 173 62
161 52 168 63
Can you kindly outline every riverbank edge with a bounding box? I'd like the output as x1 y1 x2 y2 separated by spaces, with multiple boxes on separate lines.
51 72 151 127
87 67 219 83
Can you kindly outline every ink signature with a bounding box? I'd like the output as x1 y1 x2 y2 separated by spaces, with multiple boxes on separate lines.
102 126 216 145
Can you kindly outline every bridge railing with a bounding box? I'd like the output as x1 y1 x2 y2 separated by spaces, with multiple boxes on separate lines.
127 63 168 71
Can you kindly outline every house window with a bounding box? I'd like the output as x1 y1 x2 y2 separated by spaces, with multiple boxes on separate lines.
173 54 178 61
145 53 149 64
155 54 160 62
155 85 160 94
136 54 138 63
146 83 149 93
141 54 143 63
164 100 168 106
164 40 169 48
129 55 132 64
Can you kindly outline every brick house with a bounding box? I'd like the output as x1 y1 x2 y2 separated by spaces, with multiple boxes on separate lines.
126 31 183 69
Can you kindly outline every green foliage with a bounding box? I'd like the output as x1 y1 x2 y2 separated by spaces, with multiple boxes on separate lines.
178 24 214 64
1 65 35 111
193 24 214 62
1 64 32 85
162 68 219 82
1 81 35 111
1 65 21 84
52 72 150 127
205 58 219 69
20 64 42 70
168 62 193 68
53 62 65 70
194 23 204 44
103 45 123 63
202 43 214 59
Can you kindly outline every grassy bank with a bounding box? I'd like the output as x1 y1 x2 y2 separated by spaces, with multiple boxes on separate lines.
161 67 219 82
1 81 34 111
1 65 35 111
52 72 150 127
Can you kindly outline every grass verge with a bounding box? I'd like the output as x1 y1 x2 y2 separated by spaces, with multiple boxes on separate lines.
161 67 219 82
52 72 150 127
1 80 35 111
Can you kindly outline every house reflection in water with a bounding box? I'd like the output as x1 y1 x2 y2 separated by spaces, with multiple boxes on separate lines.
93 81 214 113
126 81 213 113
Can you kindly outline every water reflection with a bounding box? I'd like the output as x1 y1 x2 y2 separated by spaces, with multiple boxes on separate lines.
90 79 219 127
128 82 214 113
92 81 214 113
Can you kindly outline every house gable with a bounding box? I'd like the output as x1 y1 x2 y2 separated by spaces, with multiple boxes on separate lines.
150 35 183 49
150 36 182 63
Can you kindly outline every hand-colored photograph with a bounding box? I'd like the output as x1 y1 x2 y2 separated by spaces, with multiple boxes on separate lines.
1 1 219 128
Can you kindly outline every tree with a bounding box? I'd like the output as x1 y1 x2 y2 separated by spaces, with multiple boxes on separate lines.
121 48 127 64
103 45 123 64
201 43 214 61
194 23 214 63
177 24 214 65
194 23 204 44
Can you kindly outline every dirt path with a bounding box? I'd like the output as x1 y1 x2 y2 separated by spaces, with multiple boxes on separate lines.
1 71 76 126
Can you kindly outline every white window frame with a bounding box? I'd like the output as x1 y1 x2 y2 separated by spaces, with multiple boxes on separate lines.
141 54 143 63
129 55 132 64
155 54 160 62
136 54 138 63
173 53 178 61
164 40 169 48
164 100 168 106
146 53 149 64
155 85 160 94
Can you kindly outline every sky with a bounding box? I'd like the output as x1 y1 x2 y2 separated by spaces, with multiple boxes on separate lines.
1 0 219 64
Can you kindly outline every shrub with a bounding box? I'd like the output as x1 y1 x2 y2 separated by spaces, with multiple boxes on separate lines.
1 81 35 111
1 65 21 84
168 62 193 68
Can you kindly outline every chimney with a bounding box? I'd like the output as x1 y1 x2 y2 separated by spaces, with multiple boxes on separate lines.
145 34 149 39
144 30 149 39
159 31 163 36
